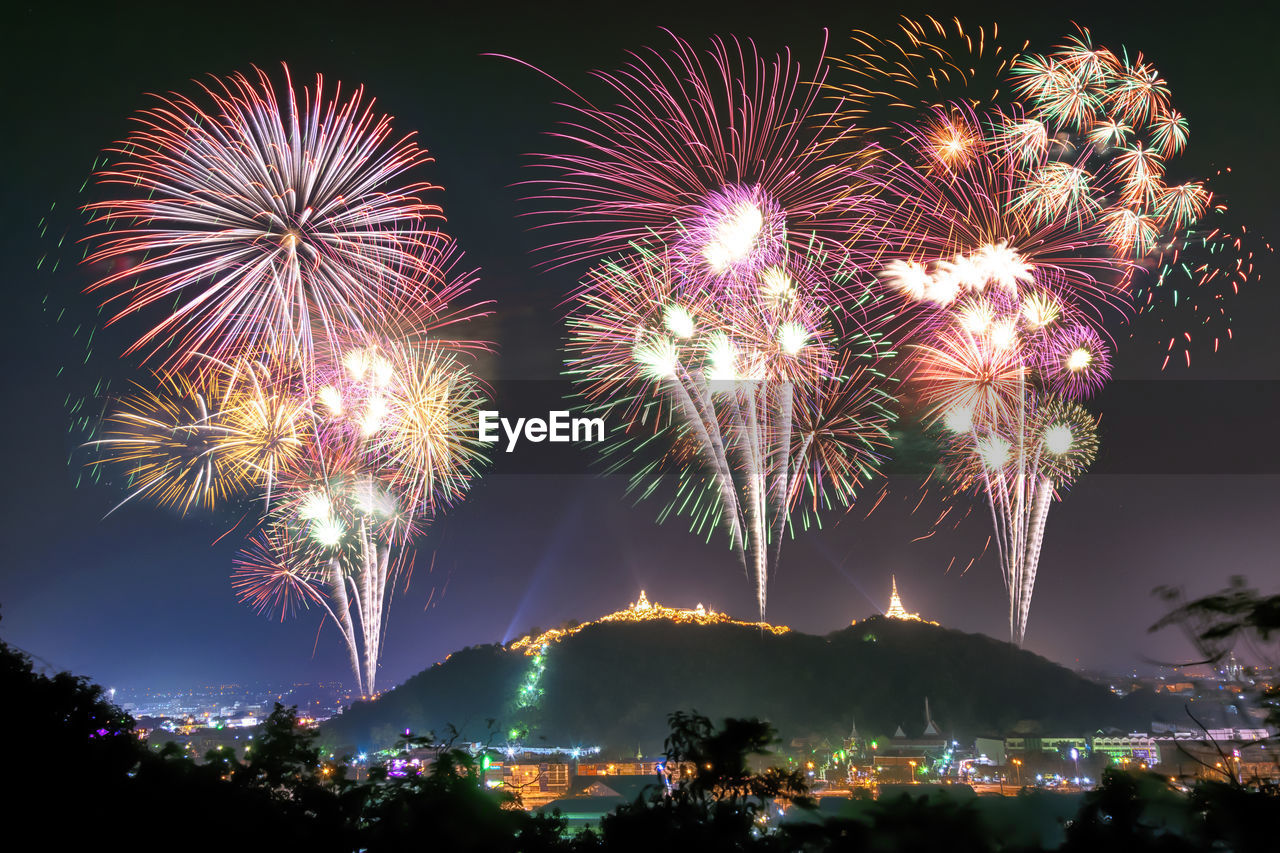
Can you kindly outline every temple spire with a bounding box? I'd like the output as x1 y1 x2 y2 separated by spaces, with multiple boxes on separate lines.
923 697 939 736
885 575 922 621
886 576 905 617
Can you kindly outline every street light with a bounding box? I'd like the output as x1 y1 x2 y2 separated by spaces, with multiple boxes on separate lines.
1011 758 1022 787
1070 748 1080 785
908 760 917 784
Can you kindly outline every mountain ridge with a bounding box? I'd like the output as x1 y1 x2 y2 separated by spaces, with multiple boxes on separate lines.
321 614 1183 755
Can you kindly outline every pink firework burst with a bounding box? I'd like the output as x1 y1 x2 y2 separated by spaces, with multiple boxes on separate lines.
84 64 450 368
1039 321 1112 400
516 31 882 279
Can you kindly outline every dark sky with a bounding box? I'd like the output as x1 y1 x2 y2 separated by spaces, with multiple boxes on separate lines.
2 0 1277 691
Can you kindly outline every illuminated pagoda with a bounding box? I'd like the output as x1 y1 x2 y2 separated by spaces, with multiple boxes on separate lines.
852 576 938 627
885 575 922 621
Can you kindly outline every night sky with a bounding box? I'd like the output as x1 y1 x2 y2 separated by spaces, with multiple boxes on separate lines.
3 0 1277 691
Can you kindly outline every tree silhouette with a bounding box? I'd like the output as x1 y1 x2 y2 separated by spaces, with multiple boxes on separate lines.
577 710 809 852
4 604 1277 852
1152 576 1280 729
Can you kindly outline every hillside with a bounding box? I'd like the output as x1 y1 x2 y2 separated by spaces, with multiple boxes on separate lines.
321 615 1183 755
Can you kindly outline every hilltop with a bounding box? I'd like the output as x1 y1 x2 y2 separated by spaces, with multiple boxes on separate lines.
321 595 1183 755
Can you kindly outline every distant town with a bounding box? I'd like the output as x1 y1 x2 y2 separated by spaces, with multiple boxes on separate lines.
113 582 1277 823
112 681 354 729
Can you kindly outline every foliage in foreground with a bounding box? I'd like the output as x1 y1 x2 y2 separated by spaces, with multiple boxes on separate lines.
3 612 1278 852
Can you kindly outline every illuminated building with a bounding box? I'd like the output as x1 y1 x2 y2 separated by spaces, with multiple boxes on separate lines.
853 576 938 626
1153 727 1270 742
974 736 1006 765
1160 740 1280 785
483 761 571 804
1219 651 1245 682
509 590 789 657
884 576 920 620
1005 735 1090 756
577 760 666 777
870 754 928 784
1091 735 1160 766
842 718 864 755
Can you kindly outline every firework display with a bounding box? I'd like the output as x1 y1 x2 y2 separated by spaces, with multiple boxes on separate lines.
849 24 1228 644
529 22 1255 639
568 247 894 620
905 258 1104 645
1002 28 1262 369
69 17 1256 678
543 35 896 621
524 33 883 278
84 66 488 695
827 17 1023 131
84 66 453 370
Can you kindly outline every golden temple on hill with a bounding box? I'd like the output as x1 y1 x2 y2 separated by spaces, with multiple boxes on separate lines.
509 591 790 656
852 575 938 626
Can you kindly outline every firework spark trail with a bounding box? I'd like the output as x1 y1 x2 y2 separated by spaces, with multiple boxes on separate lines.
838 18 1259 370
870 104 1137 336
528 33 904 620
509 31 885 282
567 239 894 621
83 64 455 371
884 238 1103 645
826 16 1024 130
836 18 1253 644
90 343 490 696
82 66 491 695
